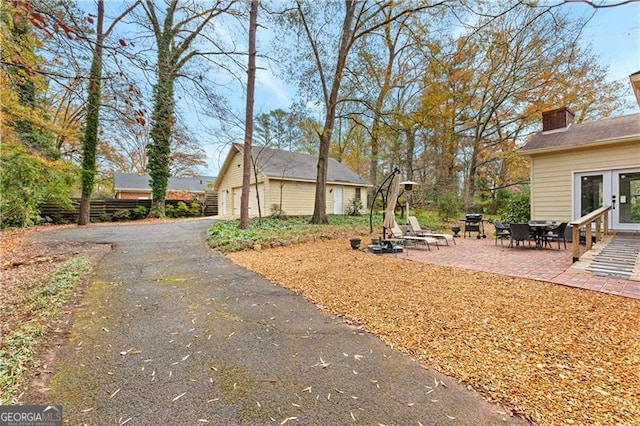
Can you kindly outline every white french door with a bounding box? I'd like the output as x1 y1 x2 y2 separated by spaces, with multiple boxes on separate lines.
574 168 640 231
613 169 640 230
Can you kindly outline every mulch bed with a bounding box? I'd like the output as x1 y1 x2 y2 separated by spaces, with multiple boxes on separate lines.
228 237 640 425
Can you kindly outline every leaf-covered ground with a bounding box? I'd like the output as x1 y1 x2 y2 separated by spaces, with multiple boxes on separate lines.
228 237 640 425
0 228 107 342
1 226 111 402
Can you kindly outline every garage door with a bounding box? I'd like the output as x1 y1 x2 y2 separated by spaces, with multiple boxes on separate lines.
232 184 265 216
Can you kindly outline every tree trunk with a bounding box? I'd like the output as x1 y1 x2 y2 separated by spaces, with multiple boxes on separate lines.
78 0 105 225
240 0 258 229
147 34 175 217
404 127 415 181
466 140 480 209
311 129 331 224
368 19 396 201
310 0 355 225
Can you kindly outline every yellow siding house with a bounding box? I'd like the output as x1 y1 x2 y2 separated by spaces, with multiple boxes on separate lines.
520 106 640 232
214 144 371 217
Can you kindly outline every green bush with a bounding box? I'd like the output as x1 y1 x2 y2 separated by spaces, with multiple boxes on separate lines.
165 204 175 218
437 193 460 222
484 189 512 215
132 205 148 219
176 201 190 217
499 187 530 224
112 209 131 221
207 215 377 253
189 201 201 216
346 198 363 216
98 212 112 222
0 143 76 228
412 210 444 231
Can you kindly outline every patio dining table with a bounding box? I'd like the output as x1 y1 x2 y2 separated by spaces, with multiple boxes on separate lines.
528 223 555 248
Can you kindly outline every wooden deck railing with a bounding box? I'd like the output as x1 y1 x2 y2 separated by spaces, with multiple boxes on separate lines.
568 205 612 262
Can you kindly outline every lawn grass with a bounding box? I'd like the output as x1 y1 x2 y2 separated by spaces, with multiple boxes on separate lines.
206 211 467 253
207 214 380 252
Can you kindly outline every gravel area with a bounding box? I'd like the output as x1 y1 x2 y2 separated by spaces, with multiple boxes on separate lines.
228 237 640 425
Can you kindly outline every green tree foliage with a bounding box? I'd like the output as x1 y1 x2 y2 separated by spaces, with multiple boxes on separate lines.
437 192 460 222
0 143 76 227
499 187 531 224
254 109 304 151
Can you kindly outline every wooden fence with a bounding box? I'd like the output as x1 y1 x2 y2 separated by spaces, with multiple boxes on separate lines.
40 195 218 223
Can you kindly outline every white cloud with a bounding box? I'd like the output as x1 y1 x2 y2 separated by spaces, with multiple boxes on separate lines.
255 69 294 111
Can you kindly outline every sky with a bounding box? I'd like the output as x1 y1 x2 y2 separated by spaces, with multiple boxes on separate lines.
566 0 640 108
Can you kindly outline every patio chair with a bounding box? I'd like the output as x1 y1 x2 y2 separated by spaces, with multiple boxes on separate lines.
390 224 439 251
509 223 533 248
463 214 485 238
493 220 511 246
544 222 568 249
407 216 455 245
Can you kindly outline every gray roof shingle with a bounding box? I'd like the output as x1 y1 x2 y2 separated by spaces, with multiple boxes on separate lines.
113 172 216 192
521 113 640 154
235 144 371 186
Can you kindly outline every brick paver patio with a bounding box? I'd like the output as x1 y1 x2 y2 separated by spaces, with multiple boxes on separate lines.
391 235 640 300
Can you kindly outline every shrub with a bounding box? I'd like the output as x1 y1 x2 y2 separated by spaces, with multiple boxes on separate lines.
176 201 190 217
98 212 112 222
189 201 201 216
499 187 530 223
132 205 148 219
112 209 131 221
437 193 460 222
270 204 286 218
0 143 76 228
484 189 512 215
165 204 175 218
346 198 363 216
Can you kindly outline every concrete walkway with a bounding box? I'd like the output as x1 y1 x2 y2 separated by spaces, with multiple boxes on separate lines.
398 234 640 300
31 219 524 425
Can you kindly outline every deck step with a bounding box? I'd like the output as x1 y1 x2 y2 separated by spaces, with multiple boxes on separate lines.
586 233 640 279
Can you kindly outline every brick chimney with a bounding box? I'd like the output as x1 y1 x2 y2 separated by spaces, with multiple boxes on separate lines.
542 106 575 132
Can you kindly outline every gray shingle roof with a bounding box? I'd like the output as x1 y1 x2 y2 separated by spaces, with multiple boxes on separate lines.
113 172 216 192
521 113 640 154
236 144 371 186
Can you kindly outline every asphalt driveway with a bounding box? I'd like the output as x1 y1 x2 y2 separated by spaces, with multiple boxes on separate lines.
35 218 527 425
